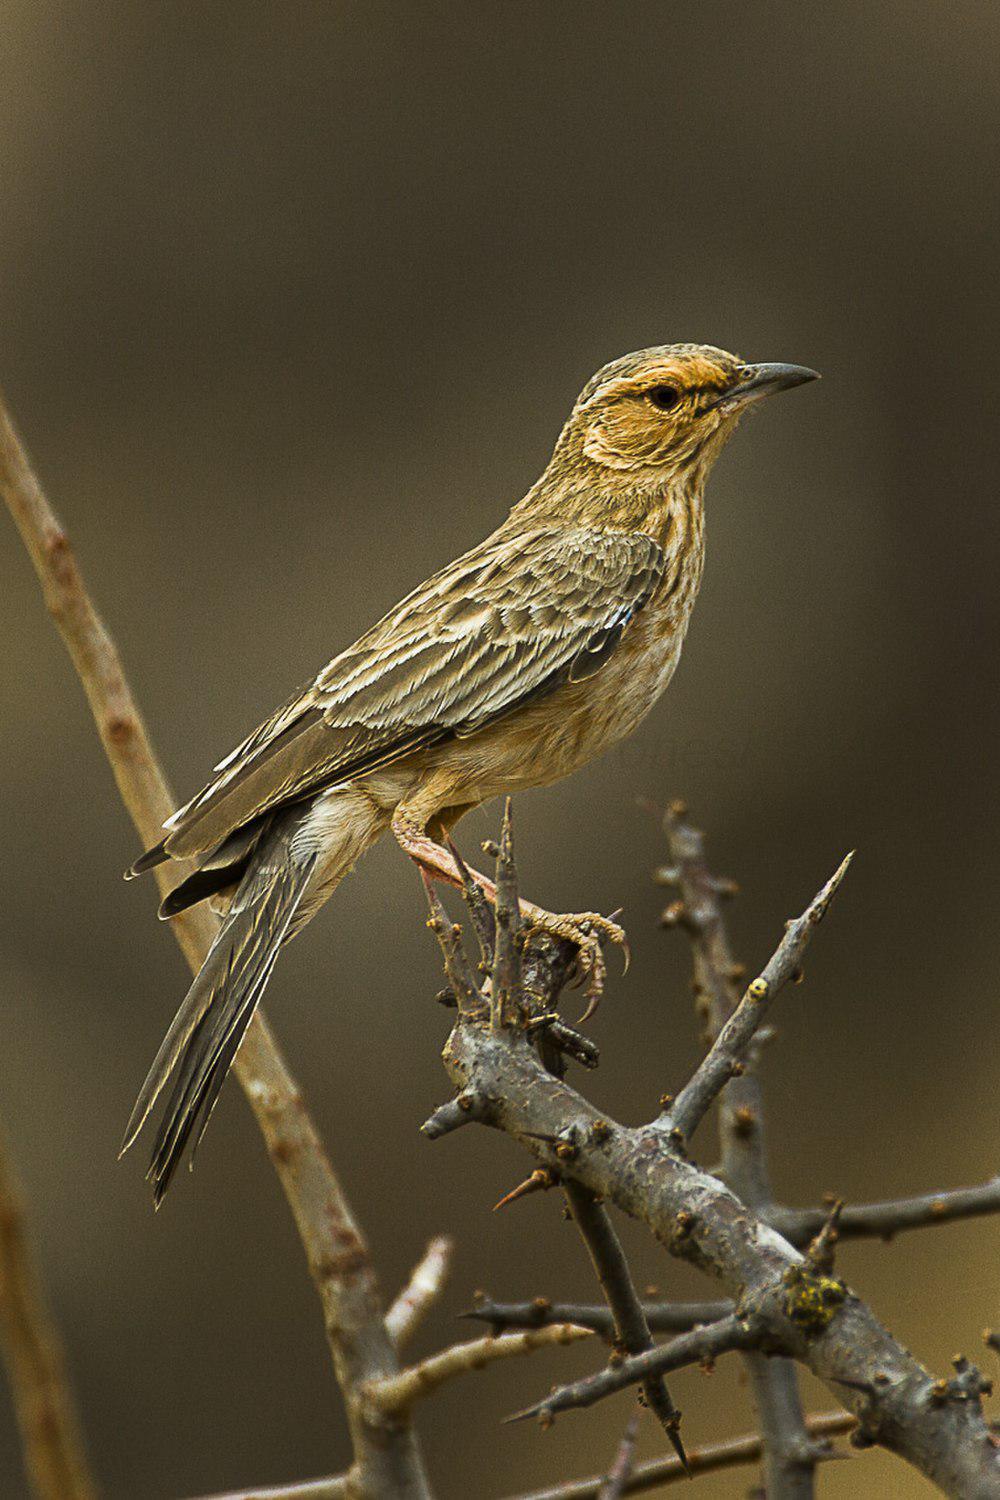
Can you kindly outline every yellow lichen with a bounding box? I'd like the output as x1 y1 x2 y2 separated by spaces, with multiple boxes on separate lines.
782 1266 846 1333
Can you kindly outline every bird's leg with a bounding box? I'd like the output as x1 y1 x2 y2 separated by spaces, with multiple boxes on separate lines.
390 810 626 1010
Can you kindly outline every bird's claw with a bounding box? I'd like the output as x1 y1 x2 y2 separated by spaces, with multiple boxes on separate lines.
524 909 627 1022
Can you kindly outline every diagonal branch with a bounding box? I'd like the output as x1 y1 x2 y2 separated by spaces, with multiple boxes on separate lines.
0 1120 98 1500
508 1315 754 1424
386 1237 455 1351
500 1410 856 1499
0 391 431 1497
596 1408 640 1500
660 805 844 1498
425 809 1000 1499
561 1182 686 1466
665 845 853 1144
363 1324 593 1418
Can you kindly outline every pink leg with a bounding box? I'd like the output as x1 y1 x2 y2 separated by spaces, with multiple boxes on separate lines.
390 810 626 1007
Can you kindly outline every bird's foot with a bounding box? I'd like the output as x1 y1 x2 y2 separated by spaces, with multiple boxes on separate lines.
391 812 627 1018
520 905 628 1021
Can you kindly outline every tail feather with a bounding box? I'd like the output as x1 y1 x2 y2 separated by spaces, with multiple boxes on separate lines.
125 839 170 881
157 817 273 921
121 825 316 1205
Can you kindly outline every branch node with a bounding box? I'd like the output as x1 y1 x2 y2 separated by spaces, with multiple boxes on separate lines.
420 1092 486 1139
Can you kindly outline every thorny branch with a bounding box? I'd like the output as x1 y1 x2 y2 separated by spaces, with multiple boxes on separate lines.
423 817 1000 1499
659 802 826 1498
663 846 853 1145
463 1295 733 1338
508 1314 755 1424
469 805 690 1462
0 1121 97 1500
0 392 431 1499
560 1183 686 1464
501 1411 857 1500
769 1179 1000 1246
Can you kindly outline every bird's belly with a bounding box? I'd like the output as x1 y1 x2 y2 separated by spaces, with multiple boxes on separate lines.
424 627 685 805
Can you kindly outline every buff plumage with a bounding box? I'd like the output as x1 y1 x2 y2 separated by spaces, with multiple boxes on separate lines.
122 343 818 1202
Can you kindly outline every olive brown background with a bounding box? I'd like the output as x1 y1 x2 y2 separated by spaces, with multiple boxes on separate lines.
2 4 998 1496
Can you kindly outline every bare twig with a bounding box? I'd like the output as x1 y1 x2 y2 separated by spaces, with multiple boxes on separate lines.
661 805 839 1498
386 1237 455 1351
508 1315 754 1425
500 1411 856 1499
492 799 521 1030
186 1473 351 1499
666 849 853 1144
0 393 431 1497
363 1324 593 1418
770 1179 1000 1245
462 1295 733 1338
427 810 1000 1497
0 1121 97 1500
596 1408 641 1500
562 1183 686 1466
423 878 481 1017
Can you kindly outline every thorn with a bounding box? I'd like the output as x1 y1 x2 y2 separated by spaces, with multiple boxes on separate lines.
446 833 496 958
806 1199 844 1274
493 1169 554 1212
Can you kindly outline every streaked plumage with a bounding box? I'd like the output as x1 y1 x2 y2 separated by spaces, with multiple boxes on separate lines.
123 343 818 1203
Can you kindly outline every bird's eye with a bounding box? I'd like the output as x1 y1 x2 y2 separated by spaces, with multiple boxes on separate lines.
645 385 680 411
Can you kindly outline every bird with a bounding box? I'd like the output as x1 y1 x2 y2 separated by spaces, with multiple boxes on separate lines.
121 343 818 1204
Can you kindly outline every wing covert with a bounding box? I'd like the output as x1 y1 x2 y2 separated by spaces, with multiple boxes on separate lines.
159 527 665 859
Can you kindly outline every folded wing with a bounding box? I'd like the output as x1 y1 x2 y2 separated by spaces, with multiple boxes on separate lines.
137 526 667 866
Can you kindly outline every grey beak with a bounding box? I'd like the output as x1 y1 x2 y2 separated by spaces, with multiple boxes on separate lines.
712 362 820 412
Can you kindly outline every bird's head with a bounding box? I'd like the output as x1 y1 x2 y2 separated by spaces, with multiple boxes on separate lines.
561 343 819 485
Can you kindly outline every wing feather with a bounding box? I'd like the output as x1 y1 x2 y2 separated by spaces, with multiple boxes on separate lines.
158 527 666 860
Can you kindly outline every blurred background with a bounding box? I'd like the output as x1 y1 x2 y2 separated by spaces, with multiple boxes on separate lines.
2 3 998 1495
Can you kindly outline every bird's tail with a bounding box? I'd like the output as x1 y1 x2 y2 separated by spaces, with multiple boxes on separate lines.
121 818 317 1206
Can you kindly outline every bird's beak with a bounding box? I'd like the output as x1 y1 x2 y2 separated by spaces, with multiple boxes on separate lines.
710 362 820 413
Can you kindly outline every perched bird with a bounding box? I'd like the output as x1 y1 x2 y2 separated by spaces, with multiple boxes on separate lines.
122 343 817 1203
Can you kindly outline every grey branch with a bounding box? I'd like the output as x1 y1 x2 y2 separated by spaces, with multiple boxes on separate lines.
426 819 1000 1498
596 1408 641 1500
662 803 825 1499
0 392 432 1498
501 1410 856 1499
508 1315 754 1425
0 1119 98 1500
498 809 687 1462
563 1160 686 1465
769 1178 1000 1245
666 848 853 1144
462 1295 733 1338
